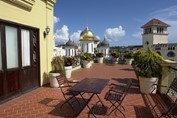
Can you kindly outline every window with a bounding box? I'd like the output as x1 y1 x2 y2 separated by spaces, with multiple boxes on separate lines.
5 26 18 69
167 51 175 57
91 44 93 53
0 32 2 70
21 29 30 67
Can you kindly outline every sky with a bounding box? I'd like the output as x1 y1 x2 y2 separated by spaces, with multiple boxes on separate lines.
53 0 177 46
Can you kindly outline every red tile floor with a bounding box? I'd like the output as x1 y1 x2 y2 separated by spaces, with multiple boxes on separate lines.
0 63 165 118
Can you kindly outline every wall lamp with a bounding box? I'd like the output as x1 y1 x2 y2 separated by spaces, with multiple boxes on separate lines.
45 26 50 35
44 26 50 38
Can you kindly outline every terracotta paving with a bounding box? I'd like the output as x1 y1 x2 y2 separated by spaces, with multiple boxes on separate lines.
0 63 169 118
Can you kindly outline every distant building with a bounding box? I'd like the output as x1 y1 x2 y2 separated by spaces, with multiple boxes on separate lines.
128 18 177 62
65 38 77 57
79 26 100 54
97 38 110 57
141 18 170 50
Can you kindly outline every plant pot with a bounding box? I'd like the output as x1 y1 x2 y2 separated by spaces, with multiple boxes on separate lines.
112 58 119 64
125 58 133 65
97 57 103 63
49 73 60 88
83 60 91 68
139 77 158 94
64 66 72 79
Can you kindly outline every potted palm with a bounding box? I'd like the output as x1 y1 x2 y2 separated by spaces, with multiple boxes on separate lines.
49 56 65 88
96 52 104 63
64 56 76 79
134 49 164 93
111 51 119 64
124 51 133 65
81 52 93 68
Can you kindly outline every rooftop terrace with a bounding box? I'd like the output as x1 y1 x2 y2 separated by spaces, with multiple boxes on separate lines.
0 63 174 118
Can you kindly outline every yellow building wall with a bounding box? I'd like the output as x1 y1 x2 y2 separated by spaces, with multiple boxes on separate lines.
0 0 56 86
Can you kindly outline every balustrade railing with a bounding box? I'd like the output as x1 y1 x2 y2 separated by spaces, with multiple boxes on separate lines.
168 66 177 96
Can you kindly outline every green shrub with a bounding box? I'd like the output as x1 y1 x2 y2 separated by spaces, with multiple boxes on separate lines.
96 52 104 57
64 56 76 66
81 52 93 61
124 51 133 59
134 49 164 78
111 51 119 58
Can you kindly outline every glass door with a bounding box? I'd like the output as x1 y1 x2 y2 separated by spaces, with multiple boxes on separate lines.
5 26 20 94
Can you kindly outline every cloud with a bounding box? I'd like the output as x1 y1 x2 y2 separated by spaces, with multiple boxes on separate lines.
104 26 125 42
53 16 60 24
70 30 82 43
150 5 177 20
149 5 177 42
95 35 100 40
54 25 69 44
132 31 142 39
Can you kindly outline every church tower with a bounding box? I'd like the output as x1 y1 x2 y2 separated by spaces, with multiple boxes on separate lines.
141 18 170 50
80 26 95 54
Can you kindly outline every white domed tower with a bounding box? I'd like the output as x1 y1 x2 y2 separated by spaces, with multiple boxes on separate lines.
80 26 95 54
141 18 170 50
97 38 110 57
65 38 77 57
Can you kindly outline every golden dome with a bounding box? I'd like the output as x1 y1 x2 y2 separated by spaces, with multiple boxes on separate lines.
80 26 95 40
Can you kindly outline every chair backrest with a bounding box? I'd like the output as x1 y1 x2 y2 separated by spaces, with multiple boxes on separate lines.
120 79 132 102
56 75 70 95
167 77 177 94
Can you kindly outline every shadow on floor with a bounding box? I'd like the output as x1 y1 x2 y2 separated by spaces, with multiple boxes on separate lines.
111 78 140 94
39 97 97 118
119 68 134 71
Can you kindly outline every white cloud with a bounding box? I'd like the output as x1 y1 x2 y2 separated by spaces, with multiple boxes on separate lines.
54 25 69 44
95 35 100 40
104 26 125 42
132 31 142 39
70 30 82 43
150 5 177 20
53 16 60 24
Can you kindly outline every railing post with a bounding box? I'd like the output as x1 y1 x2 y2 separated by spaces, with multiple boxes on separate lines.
160 60 177 93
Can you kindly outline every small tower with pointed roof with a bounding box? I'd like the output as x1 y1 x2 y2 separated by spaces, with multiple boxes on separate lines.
65 38 77 57
97 38 110 57
141 18 170 49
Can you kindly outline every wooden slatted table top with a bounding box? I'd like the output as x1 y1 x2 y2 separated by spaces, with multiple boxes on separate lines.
69 78 109 94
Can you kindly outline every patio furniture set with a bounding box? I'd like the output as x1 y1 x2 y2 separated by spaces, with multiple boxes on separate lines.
56 75 177 117
56 75 132 117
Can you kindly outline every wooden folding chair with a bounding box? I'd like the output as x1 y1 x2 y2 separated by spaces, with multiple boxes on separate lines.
104 79 132 117
150 77 177 118
56 75 80 110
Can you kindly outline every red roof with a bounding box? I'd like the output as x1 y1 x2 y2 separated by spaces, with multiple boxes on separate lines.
141 18 170 28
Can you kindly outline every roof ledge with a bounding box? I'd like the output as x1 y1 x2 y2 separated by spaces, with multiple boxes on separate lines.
5 0 36 10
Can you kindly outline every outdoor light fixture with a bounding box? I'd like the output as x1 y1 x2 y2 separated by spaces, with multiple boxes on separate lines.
45 26 50 35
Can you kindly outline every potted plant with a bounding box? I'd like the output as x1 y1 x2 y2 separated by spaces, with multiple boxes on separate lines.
111 51 119 64
124 51 133 65
64 56 76 79
49 56 65 88
81 52 93 68
134 49 164 93
96 52 104 63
